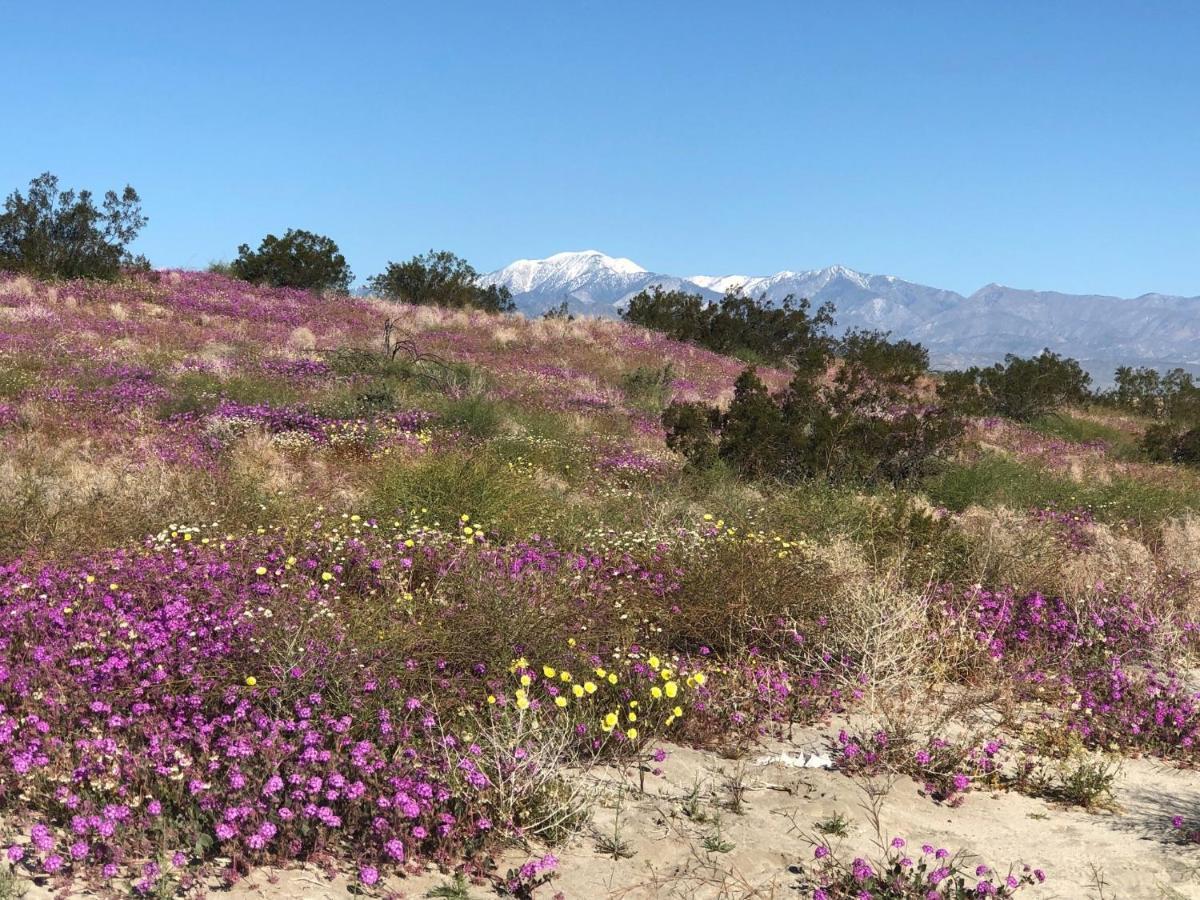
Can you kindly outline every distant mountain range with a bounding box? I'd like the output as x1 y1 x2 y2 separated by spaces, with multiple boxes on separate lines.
479 251 1200 383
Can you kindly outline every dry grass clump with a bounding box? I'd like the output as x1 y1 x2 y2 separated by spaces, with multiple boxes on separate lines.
1161 515 1200 574
1057 522 1154 596
0 437 185 554
952 506 1066 591
286 325 316 349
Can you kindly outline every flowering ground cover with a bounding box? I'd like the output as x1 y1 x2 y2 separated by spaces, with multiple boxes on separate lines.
2 271 1200 896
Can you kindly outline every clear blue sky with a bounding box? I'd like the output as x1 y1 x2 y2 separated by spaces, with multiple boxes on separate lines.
3 1 1197 297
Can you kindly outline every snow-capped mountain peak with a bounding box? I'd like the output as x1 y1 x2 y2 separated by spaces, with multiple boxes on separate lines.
481 250 646 295
479 250 698 313
546 249 646 275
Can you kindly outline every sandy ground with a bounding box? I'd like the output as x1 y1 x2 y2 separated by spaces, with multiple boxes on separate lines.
13 725 1200 900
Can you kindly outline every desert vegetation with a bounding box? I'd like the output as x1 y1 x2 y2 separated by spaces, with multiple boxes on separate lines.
1 178 1200 898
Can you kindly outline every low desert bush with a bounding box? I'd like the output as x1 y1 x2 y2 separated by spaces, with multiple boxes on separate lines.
368 451 567 539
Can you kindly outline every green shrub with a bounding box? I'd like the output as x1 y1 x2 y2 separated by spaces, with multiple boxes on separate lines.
939 350 1092 421
229 228 352 293
622 286 835 368
368 451 569 539
665 364 962 486
662 400 721 470
838 328 928 384
1109 365 1200 424
620 363 676 410
0 172 147 280
1141 423 1180 462
1137 422 1200 467
367 250 514 313
438 394 502 438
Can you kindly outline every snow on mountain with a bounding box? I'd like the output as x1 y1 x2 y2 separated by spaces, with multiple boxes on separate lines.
481 252 1200 382
687 274 751 293
485 250 646 294
479 250 718 314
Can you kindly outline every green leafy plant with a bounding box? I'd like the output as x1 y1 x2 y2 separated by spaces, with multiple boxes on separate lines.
368 249 515 313
622 286 835 367
664 363 962 486
229 228 353 292
0 172 147 279
939 350 1092 421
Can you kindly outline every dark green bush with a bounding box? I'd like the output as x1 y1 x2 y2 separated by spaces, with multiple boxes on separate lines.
1175 427 1200 466
939 350 1092 421
661 401 721 469
622 287 835 368
367 250 514 313
664 363 963 486
1143 423 1200 466
1108 365 1200 424
620 363 677 410
1141 423 1179 462
229 229 353 293
0 173 147 280
838 329 928 385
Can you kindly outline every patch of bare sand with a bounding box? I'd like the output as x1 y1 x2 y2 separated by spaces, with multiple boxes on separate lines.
14 726 1200 899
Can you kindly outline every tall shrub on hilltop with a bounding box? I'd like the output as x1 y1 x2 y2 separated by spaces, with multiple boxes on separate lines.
229 228 353 293
622 286 835 367
0 172 147 279
939 349 1092 421
368 250 515 313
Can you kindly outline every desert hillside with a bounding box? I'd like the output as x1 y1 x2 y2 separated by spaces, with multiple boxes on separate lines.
2 271 1200 899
